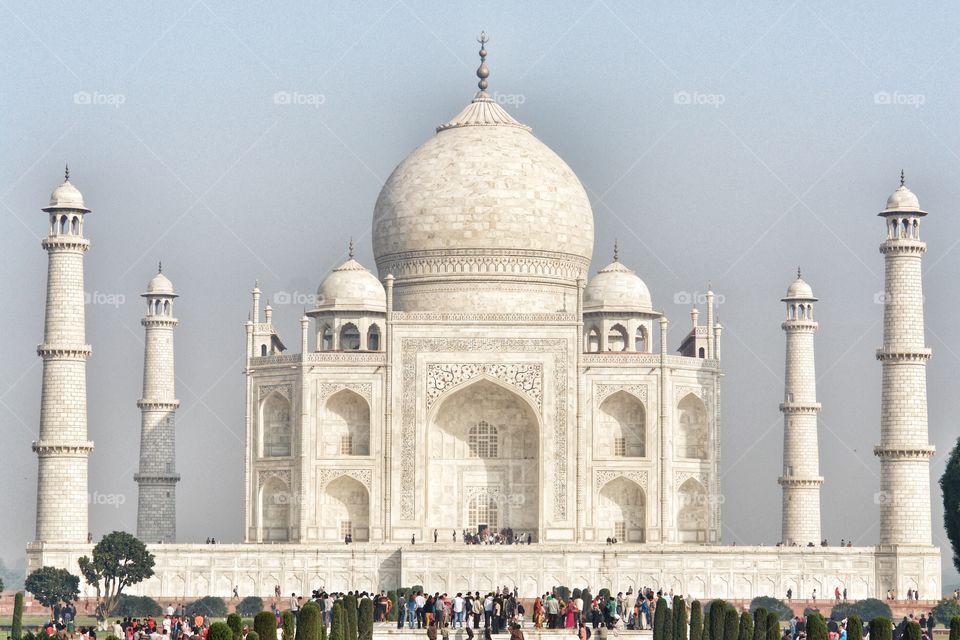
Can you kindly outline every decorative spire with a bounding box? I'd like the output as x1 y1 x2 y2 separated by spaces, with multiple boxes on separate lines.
613 239 619 262
64 164 70 182
797 265 801 279
348 237 355 259
476 31 490 94
900 169 905 187
158 261 163 274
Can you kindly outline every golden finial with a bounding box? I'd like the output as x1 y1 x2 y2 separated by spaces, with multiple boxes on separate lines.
476 31 490 93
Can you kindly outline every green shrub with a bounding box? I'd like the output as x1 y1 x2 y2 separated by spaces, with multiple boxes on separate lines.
738 611 754 640
752 608 768 640
654 597 669 640
554 586 571 602
806 613 827 640
599 588 612 599
299 602 321 640
664 601 674 640
114 594 163 617
282 610 295 640
358 598 373 640
751 598 792 622
832 599 891 623
12 591 24 640
582 590 594 606
209 622 233 640
869 618 892 640
247 633 260 640
387 591 398 622
238 596 265 617
690 601 703 640
675 596 689 640
949 617 960 640
410 585 424 595
709 600 728 640
766 612 779 640
724 606 739 640
330 602 345 640
254 610 277 640
933 601 960 627
104 636 120 640
344 595 358 640
227 613 242 640
847 616 863 640
187 596 228 618
905 622 923 640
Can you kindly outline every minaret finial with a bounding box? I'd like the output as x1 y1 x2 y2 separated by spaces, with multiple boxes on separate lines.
158 261 163 274
900 169 905 187
476 31 490 93
797 265 801 279
348 237 355 259
613 239 619 262
64 164 70 182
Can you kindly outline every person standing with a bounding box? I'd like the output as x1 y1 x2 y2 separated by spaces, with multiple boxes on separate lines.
453 593 465 628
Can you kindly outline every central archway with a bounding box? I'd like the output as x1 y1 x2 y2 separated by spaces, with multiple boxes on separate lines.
428 378 540 540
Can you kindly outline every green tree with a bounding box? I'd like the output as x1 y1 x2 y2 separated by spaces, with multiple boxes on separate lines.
344 595 359 640
751 598 793 622
78 531 155 615
738 611 754 640
25 566 80 617
941 437 960 574
208 622 233 640
185 596 228 618
690 601 704 640
675 596 689 640
330 602 345 640
247 632 260 640
752 608 768 640
254 611 276 640
299 602 321 640
869 618 892 640
830 599 891 623
113 595 162 617
847 616 863 640
582 590 594 607
725 606 739 640
933 600 960 627
282 610 295 640
949 617 960 640
766 612 779 640
904 622 922 640
358 598 373 640
654 598 669 640
238 596 265 617
807 613 827 640
12 591 25 640
664 601 674 640
709 600 729 640
227 614 242 640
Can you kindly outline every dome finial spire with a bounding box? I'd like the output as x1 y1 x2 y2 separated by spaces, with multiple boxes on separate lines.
613 239 619 262
158 261 163 274
64 164 69 182
900 169 905 187
476 31 490 94
797 265 801 279
348 237 355 259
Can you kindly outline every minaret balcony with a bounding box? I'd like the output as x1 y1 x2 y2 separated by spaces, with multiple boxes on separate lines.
137 399 181 410
779 401 821 413
778 475 824 488
875 348 931 362
879 240 926 255
32 440 94 455
873 445 935 459
36 344 92 359
41 236 90 251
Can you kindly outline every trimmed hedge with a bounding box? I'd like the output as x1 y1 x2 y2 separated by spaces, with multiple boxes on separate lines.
344 595 358 640
752 608 768 640
299 602 322 640
186 596 228 618
12 591 24 640
654 597 669 640
209 622 233 640
330 602 346 640
847 616 863 640
807 613 827 640
738 611 754 640
950 617 960 640
247 633 260 640
227 614 242 640
766 612 779 640
254 610 277 640
905 622 922 640
358 598 373 640
690 601 703 640
282 610 295 640
724 606 739 640
114 594 163 617
675 596 689 640
869 618 892 640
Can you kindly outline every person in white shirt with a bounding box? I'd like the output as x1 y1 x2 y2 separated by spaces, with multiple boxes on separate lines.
166 605 174 617
453 594 465 628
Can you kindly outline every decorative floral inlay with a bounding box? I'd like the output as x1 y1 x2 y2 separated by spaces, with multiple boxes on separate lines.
425 363 542 411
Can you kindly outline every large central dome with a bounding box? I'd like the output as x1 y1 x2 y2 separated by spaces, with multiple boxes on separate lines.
372 50 594 313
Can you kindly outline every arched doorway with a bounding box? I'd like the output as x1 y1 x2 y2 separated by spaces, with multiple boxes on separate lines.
321 476 370 541
261 393 292 457
260 476 291 541
677 478 709 543
428 379 539 540
322 389 370 457
676 393 708 459
597 477 646 542
597 391 645 457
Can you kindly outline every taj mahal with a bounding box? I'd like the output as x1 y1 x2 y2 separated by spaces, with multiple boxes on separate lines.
25 36 941 600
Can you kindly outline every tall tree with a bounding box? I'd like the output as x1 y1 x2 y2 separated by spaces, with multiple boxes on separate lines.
753 608 768 640
25 567 80 618
675 596 689 640
78 531 156 615
941 437 960 573
690 601 703 640
739 611 755 640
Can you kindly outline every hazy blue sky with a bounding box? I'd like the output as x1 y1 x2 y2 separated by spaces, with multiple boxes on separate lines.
2 0 960 587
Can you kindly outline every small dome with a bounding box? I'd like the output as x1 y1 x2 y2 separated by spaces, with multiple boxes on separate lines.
43 178 90 213
881 174 927 216
144 271 176 296
316 258 386 312
584 260 653 312
782 277 816 301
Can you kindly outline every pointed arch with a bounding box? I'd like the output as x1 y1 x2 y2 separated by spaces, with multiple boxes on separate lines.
259 475 291 541
677 477 709 543
367 324 381 351
321 325 334 351
597 476 646 542
587 326 600 353
676 393 708 459
323 388 370 456
339 323 360 350
635 325 648 352
607 323 628 352
260 392 292 457
321 475 370 541
597 390 645 457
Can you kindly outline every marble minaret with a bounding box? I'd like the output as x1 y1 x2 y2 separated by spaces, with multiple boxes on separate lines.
778 270 823 546
875 173 935 545
135 266 180 543
34 167 94 543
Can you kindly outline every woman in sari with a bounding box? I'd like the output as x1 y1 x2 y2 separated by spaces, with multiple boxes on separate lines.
565 600 576 629
533 598 544 629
